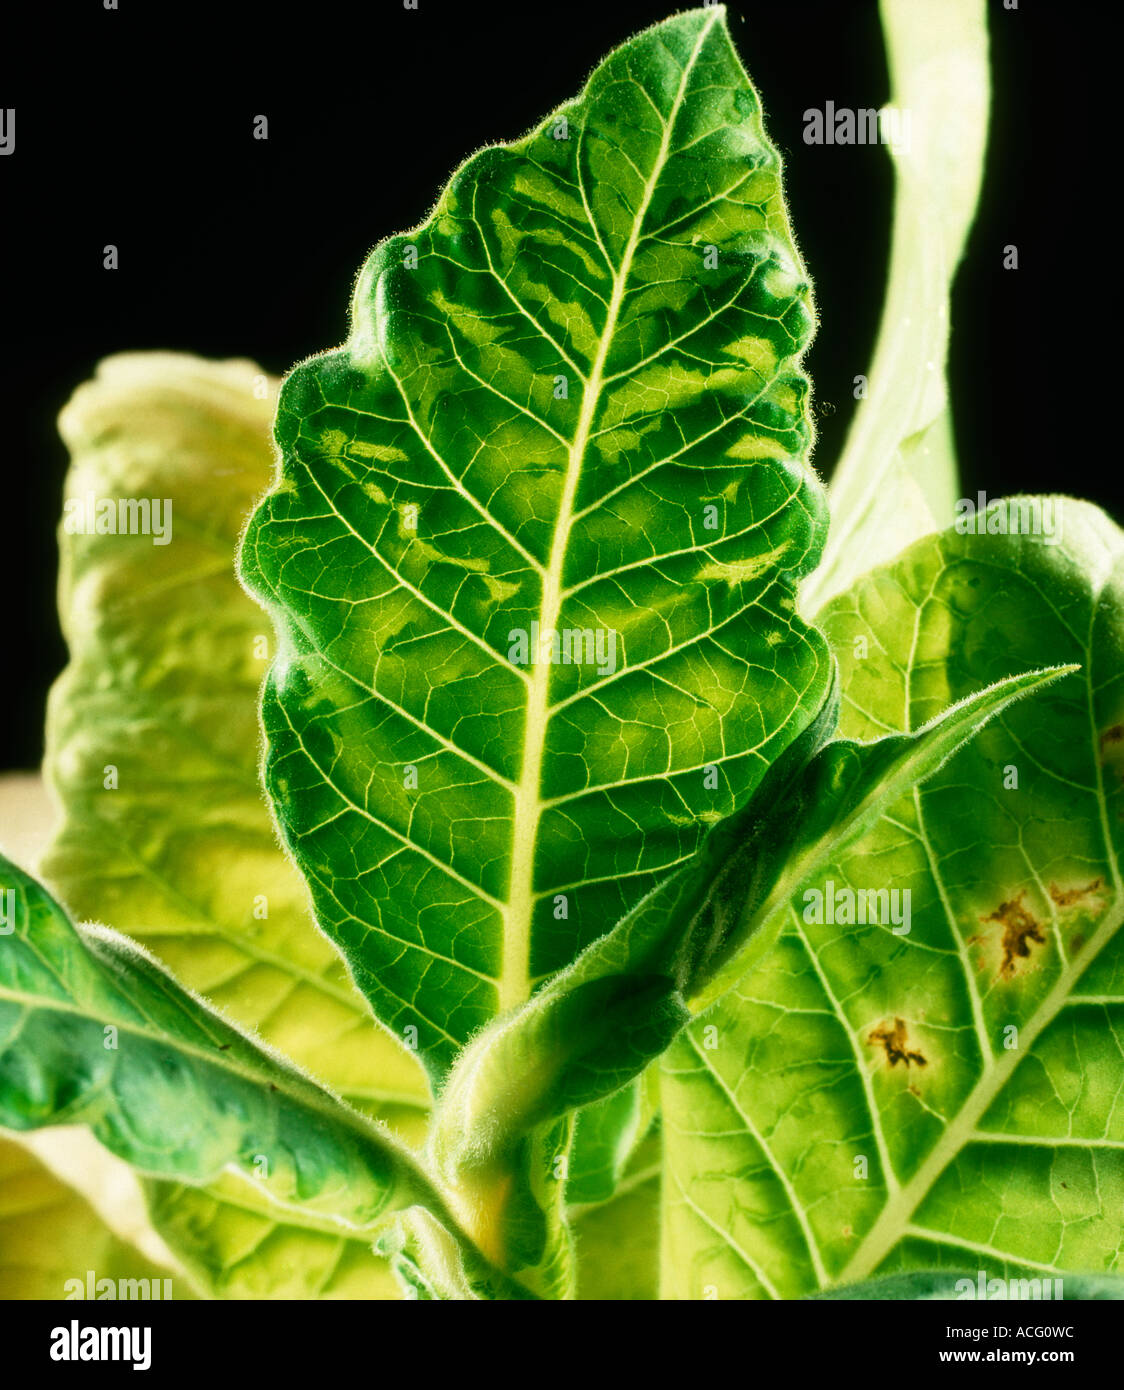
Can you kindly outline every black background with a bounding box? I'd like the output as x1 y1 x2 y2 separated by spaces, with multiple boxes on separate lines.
16 1293 1119 1369
0 0 1111 769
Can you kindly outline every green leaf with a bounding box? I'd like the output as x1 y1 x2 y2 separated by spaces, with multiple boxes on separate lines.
421 698 828 1293
42 352 428 1126
0 1134 187 1300
693 662 1077 1010
423 658 1060 1292
803 0 990 611
661 501 1124 1299
566 1069 658 1206
239 4 832 1089
0 854 445 1236
432 664 1063 1134
41 354 430 1296
149 1169 523 1302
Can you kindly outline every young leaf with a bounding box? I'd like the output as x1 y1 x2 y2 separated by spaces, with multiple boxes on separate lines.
374 1204 535 1301
42 353 428 1128
0 1135 186 1300
565 1071 658 1206
239 4 832 1087
661 501 1124 1298
803 0 990 611
0 854 445 1236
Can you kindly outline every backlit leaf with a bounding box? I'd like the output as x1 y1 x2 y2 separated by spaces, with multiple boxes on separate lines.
662 501 1124 1298
240 6 832 1090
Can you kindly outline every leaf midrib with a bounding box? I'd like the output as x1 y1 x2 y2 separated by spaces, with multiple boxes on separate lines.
500 12 720 1011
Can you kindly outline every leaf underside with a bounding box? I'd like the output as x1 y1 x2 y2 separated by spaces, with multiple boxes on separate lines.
662 503 1124 1298
0 855 434 1240
42 352 427 1125
804 0 991 610
39 352 430 1297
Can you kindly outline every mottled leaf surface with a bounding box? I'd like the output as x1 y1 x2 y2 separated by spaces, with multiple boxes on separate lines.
146 1172 399 1299
240 6 831 1083
0 855 437 1233
422 659 1057 1292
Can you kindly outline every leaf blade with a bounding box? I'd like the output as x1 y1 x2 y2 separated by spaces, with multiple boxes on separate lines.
0 854 442 1234
144 1173 401 1300
240 5 832 1085
420 655 1059 1289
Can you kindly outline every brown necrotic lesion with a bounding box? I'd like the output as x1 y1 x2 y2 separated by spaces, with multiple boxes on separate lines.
867 1017 927 1068
1048 877 1104 909
970 878 1105 982
976 892 1046 978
